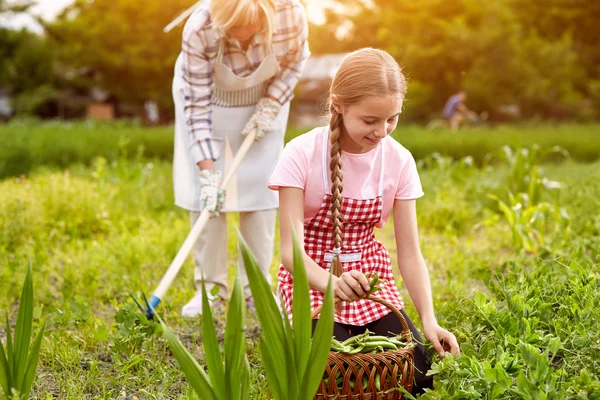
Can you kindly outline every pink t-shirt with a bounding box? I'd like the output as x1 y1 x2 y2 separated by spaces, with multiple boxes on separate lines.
268 127 424 228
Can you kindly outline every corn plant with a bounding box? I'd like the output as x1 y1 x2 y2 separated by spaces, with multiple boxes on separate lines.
0 266 46 400
487 145 568 202
487 192 570 253
240 229 335 400
160 271 249 400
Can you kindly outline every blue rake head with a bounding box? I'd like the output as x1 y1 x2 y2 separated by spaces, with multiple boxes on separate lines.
130 292 161 320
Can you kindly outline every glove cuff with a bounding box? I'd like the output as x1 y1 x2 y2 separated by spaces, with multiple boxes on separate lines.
257 97 281 117
199 170 221 187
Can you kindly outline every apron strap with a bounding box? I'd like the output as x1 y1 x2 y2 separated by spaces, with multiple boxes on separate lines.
378 142 385 197
217 38 225 64
321 126 330 193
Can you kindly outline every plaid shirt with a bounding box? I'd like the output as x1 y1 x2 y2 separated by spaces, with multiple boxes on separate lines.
180 0 310 163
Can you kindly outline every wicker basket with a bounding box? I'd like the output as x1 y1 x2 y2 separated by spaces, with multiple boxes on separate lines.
312 295 415 400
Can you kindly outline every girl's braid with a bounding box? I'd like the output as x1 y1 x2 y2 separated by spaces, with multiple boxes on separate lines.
329 106 344 277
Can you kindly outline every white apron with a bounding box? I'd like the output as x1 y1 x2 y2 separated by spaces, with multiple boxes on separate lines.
173 38 290 212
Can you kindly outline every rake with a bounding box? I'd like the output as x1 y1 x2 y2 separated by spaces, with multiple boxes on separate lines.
131 129 257 318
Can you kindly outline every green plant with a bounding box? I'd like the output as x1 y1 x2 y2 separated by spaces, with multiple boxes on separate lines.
421 259 600 399
487 192 569 253
487 145 568 202
160 271 249 400
241 229 335 400
0 266 46 400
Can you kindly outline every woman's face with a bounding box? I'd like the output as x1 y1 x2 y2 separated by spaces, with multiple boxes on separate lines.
228 21 261 42
332 95 403 154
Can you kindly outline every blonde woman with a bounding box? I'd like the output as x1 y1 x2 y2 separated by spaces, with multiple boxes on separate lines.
268 48 460 394
172 0 310 317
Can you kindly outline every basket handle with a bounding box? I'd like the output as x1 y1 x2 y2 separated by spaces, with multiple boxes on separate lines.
311 295 413 343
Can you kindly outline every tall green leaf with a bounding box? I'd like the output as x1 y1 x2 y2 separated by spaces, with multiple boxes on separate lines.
160 320 218 400
0 331 10 397
240 355 251 400
238 231 289 394
258 337 285 400
13 266 33 390
291 227 311 385
200 279 225 399
300 277 334 399
282 310 299 396
5 316 13 382
21 323 45 399
224 273 246 400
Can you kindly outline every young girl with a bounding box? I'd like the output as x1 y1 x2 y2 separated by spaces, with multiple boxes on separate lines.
268 48 460 394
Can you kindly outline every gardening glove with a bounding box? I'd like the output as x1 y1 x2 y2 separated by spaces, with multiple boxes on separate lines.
199 169 225 217
241 97 281 141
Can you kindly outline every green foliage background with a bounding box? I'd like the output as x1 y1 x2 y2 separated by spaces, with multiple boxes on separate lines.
1 0 599 121
0 123 599 398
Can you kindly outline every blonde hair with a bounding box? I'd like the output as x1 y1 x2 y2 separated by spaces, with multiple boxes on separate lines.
209 0 276 43
328 48 407 277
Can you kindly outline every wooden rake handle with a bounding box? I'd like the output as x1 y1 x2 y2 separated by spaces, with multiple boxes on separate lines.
153 129 257 300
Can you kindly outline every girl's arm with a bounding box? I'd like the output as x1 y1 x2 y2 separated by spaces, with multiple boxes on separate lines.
393 199 460 356
279 187 370 302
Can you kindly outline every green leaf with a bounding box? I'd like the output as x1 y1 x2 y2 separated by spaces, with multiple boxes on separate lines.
13 265 33 390
473 291 486 308
240 355 251 400
5 316 13 375
516 371 542 400
224 272 247 400
20 322 45 399
160 320 218 400
0 328 10 398
200 279 225 399
290 228 312 385
258 337 286 400
547 337 562 356
238 231 289 394
281 302 299 396
300 276 334 400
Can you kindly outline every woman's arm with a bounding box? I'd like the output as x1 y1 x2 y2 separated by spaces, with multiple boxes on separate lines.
265 4 310 105
181 12 219 168
393 199 460 356
279 187 369 301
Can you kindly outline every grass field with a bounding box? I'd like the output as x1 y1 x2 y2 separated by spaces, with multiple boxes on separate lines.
1 123 599 398
1 120 599 179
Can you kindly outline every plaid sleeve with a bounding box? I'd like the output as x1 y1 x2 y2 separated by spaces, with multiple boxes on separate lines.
181 11 221 163
267 3 311 104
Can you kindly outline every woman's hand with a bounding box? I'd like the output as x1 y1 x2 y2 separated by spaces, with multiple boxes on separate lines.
422 322 460 358
333 270 371 303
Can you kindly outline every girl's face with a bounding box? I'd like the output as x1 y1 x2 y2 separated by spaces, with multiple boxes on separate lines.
228 20 261 42
332 95 403 154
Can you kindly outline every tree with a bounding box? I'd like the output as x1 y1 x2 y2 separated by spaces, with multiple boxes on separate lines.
45 0 196 119
0 27 57 116
308 0 594 121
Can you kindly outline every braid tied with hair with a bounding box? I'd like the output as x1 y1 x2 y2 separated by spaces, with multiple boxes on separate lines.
329 106 344 277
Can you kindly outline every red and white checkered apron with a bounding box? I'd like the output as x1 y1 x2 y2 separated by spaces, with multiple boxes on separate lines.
278 128 404 325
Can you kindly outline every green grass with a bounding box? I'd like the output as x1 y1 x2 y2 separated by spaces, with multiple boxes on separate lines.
1 124 599 398
1 120 599 179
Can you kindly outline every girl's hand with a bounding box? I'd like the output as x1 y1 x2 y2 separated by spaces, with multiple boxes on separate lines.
333 270 371 302
423 323 460 358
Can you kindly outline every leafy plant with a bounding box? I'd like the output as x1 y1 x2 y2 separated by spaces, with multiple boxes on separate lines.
160 271 249 400
421 259 600 399
487 145 569 202
487 191 570 253
0 266 46 400
240 229 335 400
